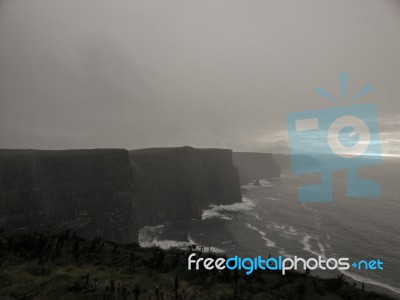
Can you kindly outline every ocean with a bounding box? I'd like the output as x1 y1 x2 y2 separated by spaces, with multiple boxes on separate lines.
139 157 400 299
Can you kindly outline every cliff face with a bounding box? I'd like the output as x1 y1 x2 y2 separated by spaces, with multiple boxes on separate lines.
273 154 321 175
0 149 137 244
0 147 243 242
232 152 281 185
129 147 242 226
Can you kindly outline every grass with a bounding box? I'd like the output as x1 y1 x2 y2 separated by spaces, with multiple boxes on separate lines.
0 229 395 300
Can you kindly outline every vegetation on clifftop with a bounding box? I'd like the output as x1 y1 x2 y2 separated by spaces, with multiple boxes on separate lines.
0 229 394 300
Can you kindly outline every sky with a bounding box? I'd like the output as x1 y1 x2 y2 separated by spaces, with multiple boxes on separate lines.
0 0 399 155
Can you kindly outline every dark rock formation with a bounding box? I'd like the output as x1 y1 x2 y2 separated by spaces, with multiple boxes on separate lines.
0 149 137 244
129 146 242 226
273 154 321 175
0 147 243 243
232 152 281 185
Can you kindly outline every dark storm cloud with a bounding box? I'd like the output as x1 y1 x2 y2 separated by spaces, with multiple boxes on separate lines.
0 0 399 155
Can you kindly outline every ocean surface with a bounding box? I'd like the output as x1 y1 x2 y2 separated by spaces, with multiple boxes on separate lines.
139 157 400 298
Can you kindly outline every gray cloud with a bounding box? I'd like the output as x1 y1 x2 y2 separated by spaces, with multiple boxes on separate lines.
0 0 399 154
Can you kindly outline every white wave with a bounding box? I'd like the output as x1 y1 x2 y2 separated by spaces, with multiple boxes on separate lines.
299 235 399 296
138 224 165 246
140 232 224 253
201 210 232 221
138 225 166 248
287 226 298 235
341 270 400 295
139 224 164 233
242 178 275 189
145 238 191 250
317 241 325 256
249 212 262 221
266 222 299 238
221 240 233 244
259 179 276 187
216 197 255 211
201 197 255 220
301 234 326 258
265 197 278 201
187 235 196 245
270 222 285 230
301 234 314 254
246 223 276 248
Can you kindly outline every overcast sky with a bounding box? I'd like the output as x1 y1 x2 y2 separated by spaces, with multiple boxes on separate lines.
0 0 399 155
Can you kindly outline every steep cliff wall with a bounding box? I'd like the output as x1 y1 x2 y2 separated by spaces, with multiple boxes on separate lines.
0 147 243 242
232 152 281 185
129 146 242 226
0 149 137 243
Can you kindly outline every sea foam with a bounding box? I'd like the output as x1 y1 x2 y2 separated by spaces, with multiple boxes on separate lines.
201 197 255 220
246 223 276 248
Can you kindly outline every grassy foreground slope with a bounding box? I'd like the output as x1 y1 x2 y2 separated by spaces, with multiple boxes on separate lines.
0 229 394 300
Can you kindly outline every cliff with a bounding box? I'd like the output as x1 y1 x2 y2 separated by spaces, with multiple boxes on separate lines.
232 152 281 185
129 146 242 226
273 154 321 175
0 149 137 243
0 147 243 242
